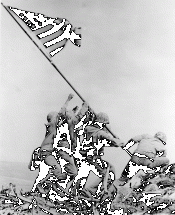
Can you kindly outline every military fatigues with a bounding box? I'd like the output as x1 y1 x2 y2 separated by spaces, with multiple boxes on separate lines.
80 160 115 197
55 104 88 188
71 125 123 195
29 111 67 181
38 113 61 188
116 134 169 185
32 107 66 192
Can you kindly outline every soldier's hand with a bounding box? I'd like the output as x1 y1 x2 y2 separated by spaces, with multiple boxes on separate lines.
72 106 79 113
118 140 125 147
82 101 89 108
88 106 94 113
68 93 74 100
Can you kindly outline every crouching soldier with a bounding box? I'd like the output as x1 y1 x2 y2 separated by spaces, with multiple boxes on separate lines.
115 132 169 186
69 113 124 197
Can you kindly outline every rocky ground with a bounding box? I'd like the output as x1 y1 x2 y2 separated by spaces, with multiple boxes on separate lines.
1 163 175 215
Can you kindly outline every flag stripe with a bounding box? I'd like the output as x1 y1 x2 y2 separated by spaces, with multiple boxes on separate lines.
40 28 65 44
7 6 81 57
50 45 65 56
47 38 67 54
38 24 66 39
73 27 81 37
37 22 64 39
69 29 81 47
71 34 81 40
34 24 53 37
44 26 71 47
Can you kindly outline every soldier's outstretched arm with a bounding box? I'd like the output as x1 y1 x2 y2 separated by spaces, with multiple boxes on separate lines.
59 93 74 115
73 101 89 125
68 102 88 154
102 132 124 147
123 134 151 149
57 93 74 126
111 137 125 147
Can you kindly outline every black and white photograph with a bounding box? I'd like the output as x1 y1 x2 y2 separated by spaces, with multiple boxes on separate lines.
1 0 175 214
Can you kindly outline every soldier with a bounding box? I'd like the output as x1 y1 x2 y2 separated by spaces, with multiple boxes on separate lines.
54 102 88 188
122 132 169 179
69 113 116 195
79 160 116 200
32 94 73 194
72 108 94 150
69 112 124 197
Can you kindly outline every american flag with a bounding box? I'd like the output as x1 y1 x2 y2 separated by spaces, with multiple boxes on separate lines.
7 6 81 57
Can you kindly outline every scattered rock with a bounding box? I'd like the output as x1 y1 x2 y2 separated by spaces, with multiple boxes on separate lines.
1 164 175 214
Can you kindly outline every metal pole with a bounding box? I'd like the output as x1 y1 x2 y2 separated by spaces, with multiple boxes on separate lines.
1 3 132 156
1 2 85 102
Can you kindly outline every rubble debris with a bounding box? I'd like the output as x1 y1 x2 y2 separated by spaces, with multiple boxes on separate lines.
0 181 87 214
0 169 175 215
109 164 175 214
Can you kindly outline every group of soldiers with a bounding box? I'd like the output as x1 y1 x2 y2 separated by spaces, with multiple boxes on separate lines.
28 93 169 203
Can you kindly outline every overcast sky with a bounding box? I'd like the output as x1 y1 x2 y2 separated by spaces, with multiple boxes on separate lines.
1 0 175 165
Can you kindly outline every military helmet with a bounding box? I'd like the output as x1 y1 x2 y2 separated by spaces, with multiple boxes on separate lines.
95 112 109 124
47 111 58 122
154 132 167 144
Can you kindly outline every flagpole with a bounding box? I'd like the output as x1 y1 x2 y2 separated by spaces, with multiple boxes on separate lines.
1 2 85 102
1 3 133 156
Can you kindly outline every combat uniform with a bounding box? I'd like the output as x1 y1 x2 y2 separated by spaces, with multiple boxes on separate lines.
29 94 78 192
116 134 169 185
71 124 123 193
55 103 88 188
